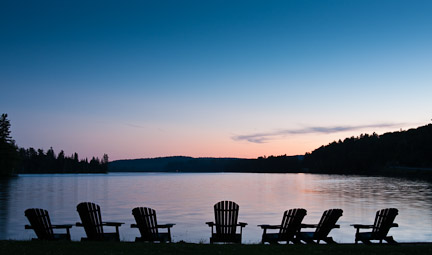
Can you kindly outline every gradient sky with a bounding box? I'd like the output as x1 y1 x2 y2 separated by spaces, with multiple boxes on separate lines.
1 0 431 161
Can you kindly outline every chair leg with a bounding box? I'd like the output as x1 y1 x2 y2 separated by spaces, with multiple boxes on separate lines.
361 239 372 244
292 238 302 244
384 236 397 244
324 237 337 244
303 238 316 244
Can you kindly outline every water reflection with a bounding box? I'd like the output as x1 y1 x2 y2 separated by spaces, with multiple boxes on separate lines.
1 173 432 243
0 178 14 239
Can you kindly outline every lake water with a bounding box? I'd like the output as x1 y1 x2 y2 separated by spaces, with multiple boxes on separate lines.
1 172 431 243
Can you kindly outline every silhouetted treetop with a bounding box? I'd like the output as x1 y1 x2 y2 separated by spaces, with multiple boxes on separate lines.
0 114 13 143
0 113 18 177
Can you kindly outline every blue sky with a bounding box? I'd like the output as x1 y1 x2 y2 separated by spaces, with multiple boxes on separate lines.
1 0 431 160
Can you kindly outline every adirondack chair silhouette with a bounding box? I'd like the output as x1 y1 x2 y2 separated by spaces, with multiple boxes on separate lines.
131 207 175 243
258 208 307 244
76 202 124 241
206 201 247 244
351 208 399 244
297 208 343 244
25 208 72 241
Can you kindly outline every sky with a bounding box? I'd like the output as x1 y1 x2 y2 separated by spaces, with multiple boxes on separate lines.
1 0 431 161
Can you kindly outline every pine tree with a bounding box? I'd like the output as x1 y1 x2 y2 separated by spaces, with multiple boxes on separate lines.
0 114 18 177
0 114 13 143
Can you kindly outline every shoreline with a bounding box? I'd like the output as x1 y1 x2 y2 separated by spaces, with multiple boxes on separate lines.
1 240 432 255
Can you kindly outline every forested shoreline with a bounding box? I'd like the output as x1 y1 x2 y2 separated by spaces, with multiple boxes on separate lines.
2 111 432 179
17 147 108 174
110 124 432 180
109 155 302 173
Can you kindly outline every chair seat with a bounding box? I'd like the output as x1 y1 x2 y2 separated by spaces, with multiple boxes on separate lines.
52 233 71 241
356 232 372 240
298 232 314 240
135 233 171 243
262 233 283 244
210 233 241 243
262 233 299 243
298 232 336 244
32 233 70 241
262 233 279 241
81 232 119 241
356 232 397 244
102 232 120 241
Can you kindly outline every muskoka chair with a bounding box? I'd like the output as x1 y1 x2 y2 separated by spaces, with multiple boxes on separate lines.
297 208 343 244
206 201 247 244
76 202 124 241
351 208 399 244
24 208 72 241
131 207 175 243
258 208 307 244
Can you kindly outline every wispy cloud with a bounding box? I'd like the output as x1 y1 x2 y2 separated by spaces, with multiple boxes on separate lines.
232 123 404 143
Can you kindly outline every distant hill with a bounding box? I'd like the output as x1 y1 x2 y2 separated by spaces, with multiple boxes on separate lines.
109 155 302 173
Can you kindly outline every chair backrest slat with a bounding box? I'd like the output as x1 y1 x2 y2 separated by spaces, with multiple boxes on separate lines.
279 208 307 239
214 201 239 236
77 202 104 240
314 209 343 239
372 208 398 239
25 208 54 240
132 207 159 240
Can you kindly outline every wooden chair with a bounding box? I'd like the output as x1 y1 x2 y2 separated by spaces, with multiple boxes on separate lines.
206 201 247 244
76 202 124 241
297 208 343 244
131 207 175 243
25 208 72 241
351 208 398 244
258 208 307 244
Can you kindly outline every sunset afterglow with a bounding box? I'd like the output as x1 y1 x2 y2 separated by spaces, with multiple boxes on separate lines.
1 0 431 160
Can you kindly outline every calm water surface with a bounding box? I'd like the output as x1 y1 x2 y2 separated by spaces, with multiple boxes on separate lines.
1 173 431 243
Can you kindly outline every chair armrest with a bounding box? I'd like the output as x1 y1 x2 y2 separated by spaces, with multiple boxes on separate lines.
157 224 175 228
351 224 374 229
131 223 138 228
206 222 215 227
391 223 398 228
333 224 340 229
238 222 247 227
25 225 33 229
258 224 281 229
103 222 124 227
76 222 84 227
52 224 73 229
301 223 318 228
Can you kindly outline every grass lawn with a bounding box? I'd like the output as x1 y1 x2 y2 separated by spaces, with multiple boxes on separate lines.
1 241 432 255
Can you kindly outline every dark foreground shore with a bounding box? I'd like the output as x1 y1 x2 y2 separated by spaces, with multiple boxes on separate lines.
1 241 432 255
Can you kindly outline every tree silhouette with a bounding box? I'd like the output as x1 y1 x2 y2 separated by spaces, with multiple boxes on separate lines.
17 147 109 174
0 114 13 143
303 124 432 175
0 114 18 177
